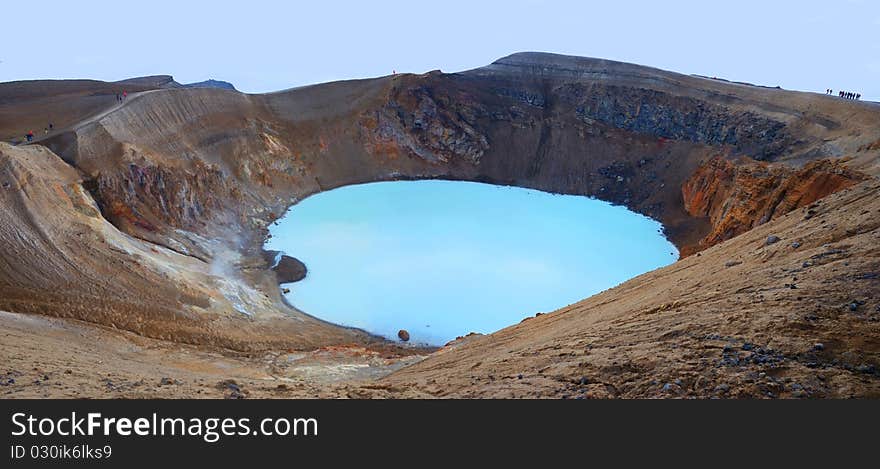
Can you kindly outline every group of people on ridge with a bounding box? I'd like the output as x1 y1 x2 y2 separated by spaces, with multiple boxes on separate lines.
115 90 128 102
826 89 861 100
23 123 53 143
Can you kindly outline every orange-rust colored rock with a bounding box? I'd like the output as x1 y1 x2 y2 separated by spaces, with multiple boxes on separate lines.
680 156 868 255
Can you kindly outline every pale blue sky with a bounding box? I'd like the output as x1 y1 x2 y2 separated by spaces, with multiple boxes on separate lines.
2 0 878 99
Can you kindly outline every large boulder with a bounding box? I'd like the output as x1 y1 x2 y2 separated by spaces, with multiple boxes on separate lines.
272 254 307 283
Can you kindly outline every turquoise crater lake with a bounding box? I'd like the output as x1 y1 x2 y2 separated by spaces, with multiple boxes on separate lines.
266 180 677 345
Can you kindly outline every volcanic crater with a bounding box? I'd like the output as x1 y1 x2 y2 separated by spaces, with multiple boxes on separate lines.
1 52 879 398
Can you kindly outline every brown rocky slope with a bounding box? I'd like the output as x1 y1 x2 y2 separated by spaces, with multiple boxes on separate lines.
0 52 879 397
0 142 377 350
385 180 880 398
2 177 877 398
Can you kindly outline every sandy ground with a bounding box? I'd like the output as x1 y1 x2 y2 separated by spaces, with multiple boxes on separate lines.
0 310 429 399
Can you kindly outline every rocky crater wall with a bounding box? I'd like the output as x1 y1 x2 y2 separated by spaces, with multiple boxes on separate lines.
4 52 879 350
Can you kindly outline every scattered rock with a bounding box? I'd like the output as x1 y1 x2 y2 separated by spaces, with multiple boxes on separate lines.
812 343 825 351
791 241 801 249
272 255 307 283
159 377 180 386
724 260 742 268
766 235 781 245
397 329 410 342
714 383 730 393
217 379 246 399
811 248 846 260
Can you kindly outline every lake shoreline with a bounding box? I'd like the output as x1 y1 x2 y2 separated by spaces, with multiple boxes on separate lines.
266 180 678 345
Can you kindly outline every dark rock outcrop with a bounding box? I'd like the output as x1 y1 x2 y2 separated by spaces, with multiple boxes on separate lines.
273 255 307 283
361 84 489 164
560 84 792 160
